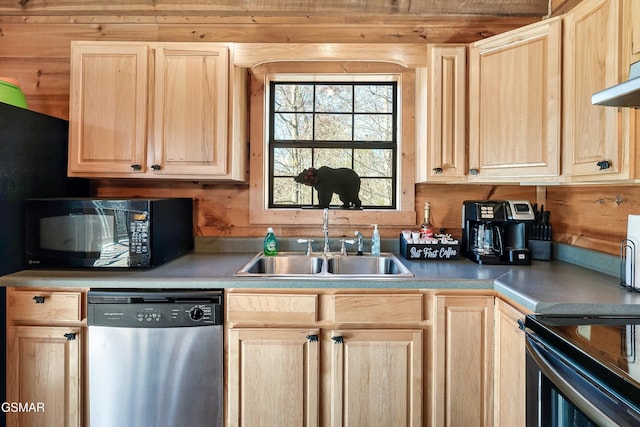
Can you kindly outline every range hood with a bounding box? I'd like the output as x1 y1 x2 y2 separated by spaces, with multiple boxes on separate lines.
592 61 640 108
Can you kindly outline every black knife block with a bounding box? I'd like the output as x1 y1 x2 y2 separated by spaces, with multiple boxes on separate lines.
528 240 552 261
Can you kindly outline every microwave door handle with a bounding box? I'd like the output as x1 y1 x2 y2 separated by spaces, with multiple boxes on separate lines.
526 338 617 427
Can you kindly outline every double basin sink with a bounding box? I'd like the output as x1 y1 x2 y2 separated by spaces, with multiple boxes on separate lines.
235 252 414 279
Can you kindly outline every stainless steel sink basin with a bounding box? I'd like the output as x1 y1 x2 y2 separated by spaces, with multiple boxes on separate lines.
326 255 411 276
235 252 413 279
236 253 324 275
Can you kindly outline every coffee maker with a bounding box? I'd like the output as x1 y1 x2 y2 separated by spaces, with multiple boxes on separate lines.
462 200 535 265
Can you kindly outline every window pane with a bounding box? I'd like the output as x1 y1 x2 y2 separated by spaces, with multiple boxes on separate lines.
269 81 397 209
273 178 313 205
315 84 352 113
274 113 313 140
314 148 353 169
354 114 393 141
315 114 352 140
273 147 312 175
274 84 313 112
354 149 393 177
355 85 393 113
359 178 393 206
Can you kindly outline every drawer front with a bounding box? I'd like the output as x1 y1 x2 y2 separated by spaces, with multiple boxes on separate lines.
332 294 424 323
227 293 318 324
7 290 83 322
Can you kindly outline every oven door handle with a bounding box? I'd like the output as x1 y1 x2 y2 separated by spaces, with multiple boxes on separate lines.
526 337 618 427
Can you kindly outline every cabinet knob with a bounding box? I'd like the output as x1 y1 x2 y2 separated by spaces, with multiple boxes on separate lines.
64 333 77 341
432 167 443 174
468 168 479 175
306 335 318 342
596 160 611 170
131 164 142 171
331 336 344 344
32 295 45 304
151 164 161 171
517 318 525 331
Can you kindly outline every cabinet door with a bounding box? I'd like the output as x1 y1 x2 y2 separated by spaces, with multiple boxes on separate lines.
6 326 82 427
631 0 640 62
433 295 494 427
68 42 148 175
227 328 319 427
563 0 628 179
417 45 467 183
329 329 422 427
152 45 230 177
494 299 528 427
468 18 561 181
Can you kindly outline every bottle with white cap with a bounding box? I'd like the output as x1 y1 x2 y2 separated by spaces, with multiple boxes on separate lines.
263 227 278 256
371 224 381 256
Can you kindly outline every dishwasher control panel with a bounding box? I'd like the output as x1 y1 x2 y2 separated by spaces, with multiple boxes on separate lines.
87 290 223 328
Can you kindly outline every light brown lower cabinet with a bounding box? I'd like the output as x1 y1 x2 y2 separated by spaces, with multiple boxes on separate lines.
329 329 422 427
3 286 529 427
494 298 530 427
227 327 320 426
433 294 495 427
226 290 426 427
5 288 85 427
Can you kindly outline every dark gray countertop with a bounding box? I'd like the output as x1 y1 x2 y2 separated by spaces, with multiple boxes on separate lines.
2 243 640 315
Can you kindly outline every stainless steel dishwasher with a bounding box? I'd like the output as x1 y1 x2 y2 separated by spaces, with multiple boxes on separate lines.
87 289 223 427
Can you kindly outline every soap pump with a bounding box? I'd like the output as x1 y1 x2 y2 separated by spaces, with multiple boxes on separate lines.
371 224 380 256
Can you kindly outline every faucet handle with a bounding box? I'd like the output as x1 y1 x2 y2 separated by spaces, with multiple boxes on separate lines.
339 239 356 256
297 239 315 255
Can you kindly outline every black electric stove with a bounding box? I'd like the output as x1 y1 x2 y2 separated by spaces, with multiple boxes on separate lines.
526 314 640 417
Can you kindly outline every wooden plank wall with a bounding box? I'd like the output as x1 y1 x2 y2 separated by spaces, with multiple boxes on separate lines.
1 5 636 256
94 180 537 241
0 15 539 119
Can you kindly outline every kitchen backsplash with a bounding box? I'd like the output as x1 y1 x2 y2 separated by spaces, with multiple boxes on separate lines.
95 179 640 257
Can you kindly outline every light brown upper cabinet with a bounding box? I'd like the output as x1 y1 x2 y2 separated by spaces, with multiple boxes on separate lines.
68 41 247 181
562 0 631 180
468 18 562 182
632 0 640 63
416 45 467 183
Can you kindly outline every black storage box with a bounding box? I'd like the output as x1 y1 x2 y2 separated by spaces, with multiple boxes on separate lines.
399 234 461 261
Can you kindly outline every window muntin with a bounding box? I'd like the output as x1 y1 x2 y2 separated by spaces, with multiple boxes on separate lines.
269 81 398 208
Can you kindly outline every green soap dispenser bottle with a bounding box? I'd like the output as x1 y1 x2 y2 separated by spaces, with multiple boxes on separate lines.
264 227 279 256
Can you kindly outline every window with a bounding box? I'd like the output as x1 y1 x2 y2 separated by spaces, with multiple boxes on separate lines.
268 81 398 209
246 55 418 227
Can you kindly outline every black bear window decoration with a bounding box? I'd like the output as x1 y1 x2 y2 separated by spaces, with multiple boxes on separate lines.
295 167 362 209
268 81 398 209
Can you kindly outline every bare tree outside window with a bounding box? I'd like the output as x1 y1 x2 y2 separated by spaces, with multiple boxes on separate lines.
269 81 397 208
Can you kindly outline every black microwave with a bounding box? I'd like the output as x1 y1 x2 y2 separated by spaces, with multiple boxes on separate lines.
25 198 193 268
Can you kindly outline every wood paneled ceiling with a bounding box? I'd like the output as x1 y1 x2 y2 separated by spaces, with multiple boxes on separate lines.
1 0 549 17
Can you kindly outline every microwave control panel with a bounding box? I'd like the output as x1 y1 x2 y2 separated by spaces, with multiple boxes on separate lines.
129 214 149 265
130 219 149 256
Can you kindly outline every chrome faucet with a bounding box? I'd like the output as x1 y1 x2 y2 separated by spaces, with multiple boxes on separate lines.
354 231 364 255
323 208 330 254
